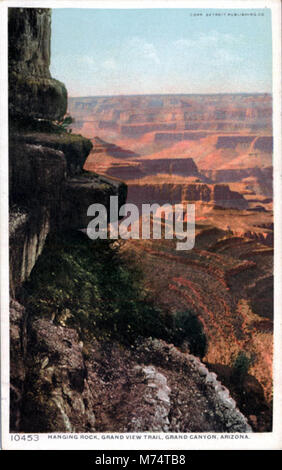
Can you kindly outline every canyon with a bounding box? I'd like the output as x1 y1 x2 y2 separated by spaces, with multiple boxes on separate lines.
8 8 272 437
76 94 272 210
75 93 272 246
70 92 273 431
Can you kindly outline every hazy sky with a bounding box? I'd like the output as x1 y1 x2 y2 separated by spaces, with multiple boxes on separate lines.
50 8 272 97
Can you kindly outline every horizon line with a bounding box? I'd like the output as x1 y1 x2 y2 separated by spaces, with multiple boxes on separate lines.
68 91 272 99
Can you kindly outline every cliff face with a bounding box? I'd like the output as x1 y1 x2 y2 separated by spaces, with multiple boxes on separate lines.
85 136 200 179
127 182 247 209
9 7 126 425
9 8 126 296
9 8 67 120
9 8 252 434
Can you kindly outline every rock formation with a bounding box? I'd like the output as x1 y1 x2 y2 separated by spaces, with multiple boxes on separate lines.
127 182 248 209
85 137 200 180
68 94 272 141
9 8 126 296
9 8 67 121
70 94 273 200
9 7 126 423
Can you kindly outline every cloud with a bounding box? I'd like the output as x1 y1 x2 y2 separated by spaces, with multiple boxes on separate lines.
79 55 96 67
174 31 244 49
102 58 118 71
173 31 244 65
126 37 160 65
214 48 242 63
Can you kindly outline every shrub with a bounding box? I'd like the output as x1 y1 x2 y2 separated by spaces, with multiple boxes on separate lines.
55 114 74 133
22 231 207 358
169 310 207 359
231 351 254 384
22 232 168 346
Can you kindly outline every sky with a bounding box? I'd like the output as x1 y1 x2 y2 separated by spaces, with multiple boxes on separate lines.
50 8 272 97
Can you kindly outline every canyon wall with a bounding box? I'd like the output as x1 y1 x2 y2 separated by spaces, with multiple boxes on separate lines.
77 95 273 206
127 182 248 209
69 94 272 139
69 94 272 168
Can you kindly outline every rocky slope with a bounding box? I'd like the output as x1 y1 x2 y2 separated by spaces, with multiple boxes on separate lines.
120 224 273 431
11 299 251 433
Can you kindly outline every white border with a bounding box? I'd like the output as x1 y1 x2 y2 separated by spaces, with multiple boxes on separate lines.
1 0 281 451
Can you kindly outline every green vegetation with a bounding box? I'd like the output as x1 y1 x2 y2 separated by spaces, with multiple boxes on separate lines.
231 351 254 384
10 113 75 135
22 232 166 346
22 231 207 355
55 114 74 133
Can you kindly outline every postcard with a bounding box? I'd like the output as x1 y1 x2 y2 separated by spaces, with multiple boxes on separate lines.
1 0 281 451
